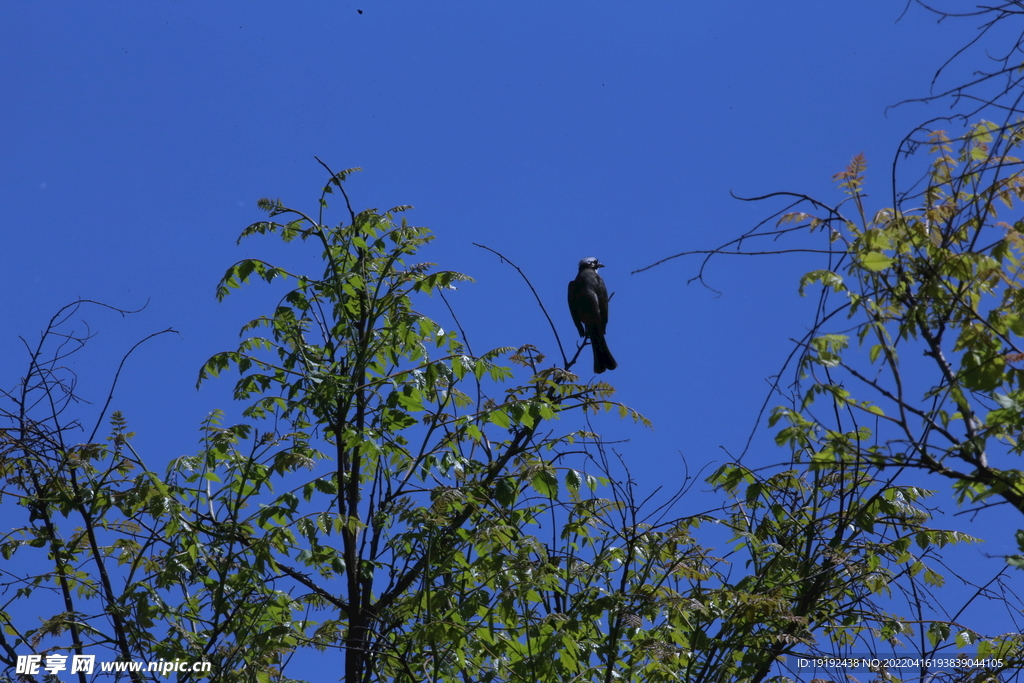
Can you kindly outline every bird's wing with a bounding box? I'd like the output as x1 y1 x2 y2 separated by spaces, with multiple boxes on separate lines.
583 270 609 335
567 279 586 337
596 277 609 332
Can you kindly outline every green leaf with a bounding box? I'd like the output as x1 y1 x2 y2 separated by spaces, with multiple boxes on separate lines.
565 469 582 495
994 392 1021 411
860 251 894 272
531 469 558 498
495 477 517 507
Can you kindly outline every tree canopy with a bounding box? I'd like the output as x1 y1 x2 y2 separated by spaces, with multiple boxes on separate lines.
3 146 1022 681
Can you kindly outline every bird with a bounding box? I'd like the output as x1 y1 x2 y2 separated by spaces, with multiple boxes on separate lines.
568 257 617 374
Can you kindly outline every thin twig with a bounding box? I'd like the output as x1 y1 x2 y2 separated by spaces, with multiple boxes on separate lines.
472 243 572 368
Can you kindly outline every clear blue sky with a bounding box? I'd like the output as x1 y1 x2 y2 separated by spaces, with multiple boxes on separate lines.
1 0 1014 670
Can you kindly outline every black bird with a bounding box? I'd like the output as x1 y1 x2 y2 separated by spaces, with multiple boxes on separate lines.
568 257 617 374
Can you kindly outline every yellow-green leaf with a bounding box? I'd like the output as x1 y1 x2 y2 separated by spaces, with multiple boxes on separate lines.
860 252 894 272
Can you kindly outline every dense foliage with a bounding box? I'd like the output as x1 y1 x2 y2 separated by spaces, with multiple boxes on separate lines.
2 150 1022 682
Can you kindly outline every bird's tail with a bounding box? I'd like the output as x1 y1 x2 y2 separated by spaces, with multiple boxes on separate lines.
590 333 617 374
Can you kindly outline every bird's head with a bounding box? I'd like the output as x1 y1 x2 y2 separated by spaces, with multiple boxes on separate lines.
578 257 604 271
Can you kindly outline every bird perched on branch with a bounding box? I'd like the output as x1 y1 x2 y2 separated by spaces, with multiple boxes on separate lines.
568 257 617 374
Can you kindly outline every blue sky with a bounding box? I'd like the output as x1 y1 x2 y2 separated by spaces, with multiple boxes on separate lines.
2 0 1017 671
